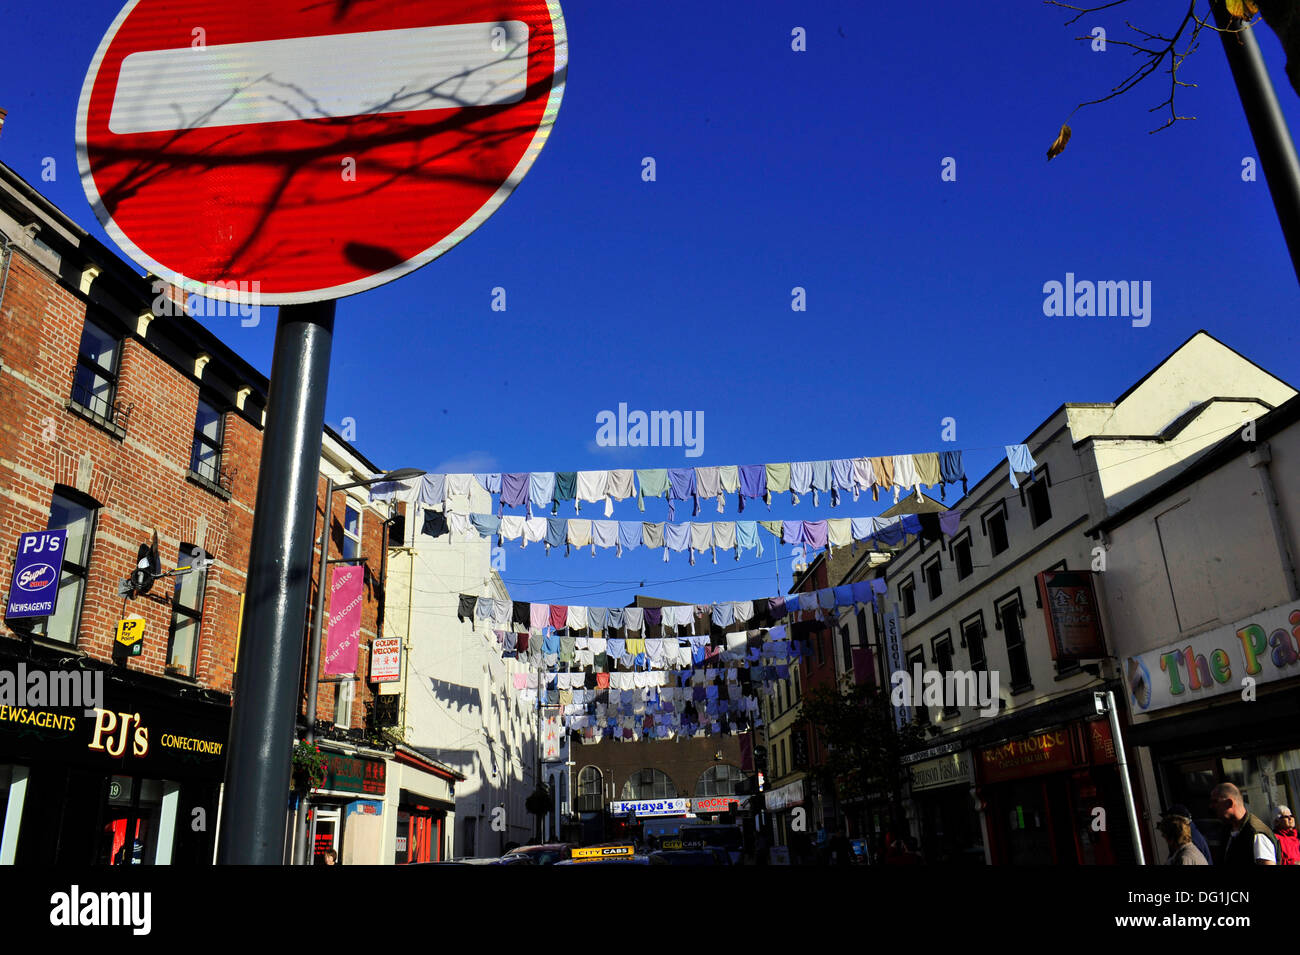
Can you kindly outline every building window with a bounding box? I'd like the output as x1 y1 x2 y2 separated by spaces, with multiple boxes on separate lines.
1026 468 1052 529
70 318 120 420
952 531 974 580
792 666 801 703
190 398 224 484
907 648 929 726
167 545 209 676
578 766 603 798
33 489 98 645
899 576 916 617
961 612 988 674
696 764 744 797
998 597 1032 691
933 632 957 718
334 679 354 729
342 502 362 560
984 502 1010 557
923 555 943 601
621 768 676 800
840 625 853 675
815 633 824 665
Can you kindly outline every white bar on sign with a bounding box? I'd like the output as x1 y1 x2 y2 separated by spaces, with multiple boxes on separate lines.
109 21 530 135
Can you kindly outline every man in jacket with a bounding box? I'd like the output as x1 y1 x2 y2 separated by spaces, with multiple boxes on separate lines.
1210 783 1277 865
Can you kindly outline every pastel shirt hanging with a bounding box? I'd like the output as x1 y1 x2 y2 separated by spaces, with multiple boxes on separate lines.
735 521 762 557
667 468 698 520
738 465 767 510
618 521 642 552
801 520 828 549
852 458 874 496
642 522 665 549
913 452 942 489
500 515 526 541
789 461 813 504
607 470 635 510
545 518 566 549
636 469 670 511
523 516 547 546
593 520 619 550
827 518 852 549
576 471 608 514
892 454 919 503
766 462 791 495
419 473 446 509
713 521 737 553
695 466 722 511
529 472 556 513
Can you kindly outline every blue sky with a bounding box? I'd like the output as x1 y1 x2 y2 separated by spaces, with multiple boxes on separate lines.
3 0 1298 608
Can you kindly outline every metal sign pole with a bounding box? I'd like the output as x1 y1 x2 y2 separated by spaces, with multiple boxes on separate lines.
218 301 335 865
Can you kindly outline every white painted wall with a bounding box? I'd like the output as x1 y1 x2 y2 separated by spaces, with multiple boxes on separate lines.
383 481 538 859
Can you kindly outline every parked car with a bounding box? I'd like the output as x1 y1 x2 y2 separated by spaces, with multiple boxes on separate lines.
501 843 575 865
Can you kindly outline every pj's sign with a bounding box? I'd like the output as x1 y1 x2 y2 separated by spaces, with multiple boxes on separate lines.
0 681 229 781
5 529 68 619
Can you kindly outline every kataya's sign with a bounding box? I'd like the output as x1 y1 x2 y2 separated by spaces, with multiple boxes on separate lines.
77 0 567 304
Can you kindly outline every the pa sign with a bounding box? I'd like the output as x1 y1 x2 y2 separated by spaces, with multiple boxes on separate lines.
6 529 69 619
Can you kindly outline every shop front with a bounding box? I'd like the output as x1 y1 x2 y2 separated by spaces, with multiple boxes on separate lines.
977 717 1135 865
295 745 388 865
0 653 229 865
1122 601 1300 862
907 746 985 864
384 745 458 865
765 778 805 860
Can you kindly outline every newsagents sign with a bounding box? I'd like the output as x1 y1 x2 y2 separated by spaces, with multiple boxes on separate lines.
6 529 68 619
1125 600 1300 714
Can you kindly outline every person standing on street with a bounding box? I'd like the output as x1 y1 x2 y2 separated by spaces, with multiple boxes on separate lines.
1209 783 1277 866
1159 810 1208 865
1272 806 1300 865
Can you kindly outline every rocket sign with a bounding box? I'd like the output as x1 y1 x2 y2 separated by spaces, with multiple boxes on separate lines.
77 0 566 305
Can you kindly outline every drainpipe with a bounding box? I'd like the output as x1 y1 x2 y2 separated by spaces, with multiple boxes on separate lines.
1248 442 1300 600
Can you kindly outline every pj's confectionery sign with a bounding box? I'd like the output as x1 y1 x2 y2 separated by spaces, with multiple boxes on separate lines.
0 669 228 780
1125 600 1300 714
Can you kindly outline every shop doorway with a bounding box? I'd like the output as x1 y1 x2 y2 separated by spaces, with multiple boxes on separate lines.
311 806 341 865
98 776 163 865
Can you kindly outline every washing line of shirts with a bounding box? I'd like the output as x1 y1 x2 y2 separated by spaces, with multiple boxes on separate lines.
435 508 963 562
369 450 998 520
372 446 1040 520
458 580 889 638
500 626 807 672
528 701 757 742
526 696 762 727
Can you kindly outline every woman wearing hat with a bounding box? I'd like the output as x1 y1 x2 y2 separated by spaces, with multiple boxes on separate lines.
1273 807 1299 866
1160 809 1208 865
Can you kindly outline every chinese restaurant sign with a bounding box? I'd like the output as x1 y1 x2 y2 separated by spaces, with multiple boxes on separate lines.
1036 570 1107 660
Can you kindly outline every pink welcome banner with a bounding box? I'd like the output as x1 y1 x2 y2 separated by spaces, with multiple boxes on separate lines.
324 565 364 675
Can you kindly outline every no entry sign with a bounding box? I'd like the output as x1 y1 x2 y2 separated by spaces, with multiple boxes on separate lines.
77 0 566 304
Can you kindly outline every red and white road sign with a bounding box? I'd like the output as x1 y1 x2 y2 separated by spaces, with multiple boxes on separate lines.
77 0 566 305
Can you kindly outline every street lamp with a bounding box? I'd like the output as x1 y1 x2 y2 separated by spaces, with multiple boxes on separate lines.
292 466 424 865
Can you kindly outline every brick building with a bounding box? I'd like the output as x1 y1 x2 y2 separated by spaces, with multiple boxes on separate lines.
0 161 394 864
